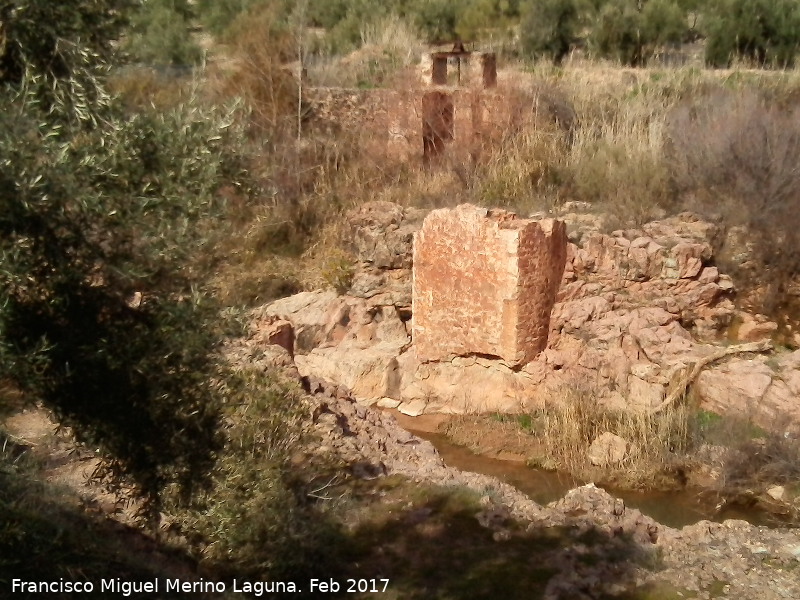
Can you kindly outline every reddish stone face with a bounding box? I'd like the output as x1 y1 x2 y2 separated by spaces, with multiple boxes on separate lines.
412 204 567 367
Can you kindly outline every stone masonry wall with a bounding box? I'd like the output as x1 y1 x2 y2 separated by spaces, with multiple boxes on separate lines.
308 88 519 162
412 204 567 366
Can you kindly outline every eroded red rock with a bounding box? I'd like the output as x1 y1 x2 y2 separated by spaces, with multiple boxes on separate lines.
412 204 567 366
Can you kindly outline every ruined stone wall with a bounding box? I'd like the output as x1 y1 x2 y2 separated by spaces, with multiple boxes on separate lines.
307 87 525 162
418 52 497 88
412 205 567 366
308 88 386 133
308 88 417 160
386 90 417 160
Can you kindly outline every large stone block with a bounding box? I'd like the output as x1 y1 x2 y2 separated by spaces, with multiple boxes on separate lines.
412 204 567 366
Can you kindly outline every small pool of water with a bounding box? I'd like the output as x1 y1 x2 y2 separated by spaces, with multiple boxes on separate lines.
414 431 790 529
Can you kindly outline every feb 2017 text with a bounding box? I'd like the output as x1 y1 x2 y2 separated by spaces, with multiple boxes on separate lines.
10 577 391 595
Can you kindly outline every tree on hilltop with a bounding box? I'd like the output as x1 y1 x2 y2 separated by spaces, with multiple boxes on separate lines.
590 0 685 66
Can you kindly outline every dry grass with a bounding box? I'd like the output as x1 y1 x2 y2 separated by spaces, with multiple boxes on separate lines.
528 383 693 489
108 67 193 111
297 219 356 293
205 5 297 140
307 15 424 89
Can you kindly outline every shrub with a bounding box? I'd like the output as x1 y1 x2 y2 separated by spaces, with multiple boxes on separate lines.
719 429 800 493
520 0 583 64
703 0 800 68
591 0 648 65
125 0 203 66
665 87 800 312
0 88 256 514
412 0 463 42
195 0 279 36
455 0 521 43
640 0 686 49
590 0 686 66
212 2 297 138
316 0 392 54
0 0 259 517
172 369 343 579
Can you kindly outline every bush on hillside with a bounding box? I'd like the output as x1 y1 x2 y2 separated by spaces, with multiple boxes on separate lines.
590 0 686 66
455 0 521 43
703 0 800 68
640 0 686 49
172 369 343 579
666 88 800 312
126 0 203 66
412 0 463 42
520 0 583 64
195 0 274 36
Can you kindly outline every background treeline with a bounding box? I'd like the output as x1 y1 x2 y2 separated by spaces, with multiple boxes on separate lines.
129 0 800 68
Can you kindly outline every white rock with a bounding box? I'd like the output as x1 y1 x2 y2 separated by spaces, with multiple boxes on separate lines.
376 397 401 409
587 432 628 466
766 485 786 502
398 399 427 417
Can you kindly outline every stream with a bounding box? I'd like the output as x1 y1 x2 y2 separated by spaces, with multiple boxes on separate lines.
407 428 790 529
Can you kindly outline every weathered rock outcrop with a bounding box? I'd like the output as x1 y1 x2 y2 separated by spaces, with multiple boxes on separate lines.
545 209 795 428
696 351 800 427
254 202 799 429
345 201 426 310
413 205 567 366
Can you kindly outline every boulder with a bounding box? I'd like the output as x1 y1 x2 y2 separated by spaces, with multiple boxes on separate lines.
345 201 427 308
396 352 543 414
695 359 774 422
250 316 294 355
587 432 629 466
766 485 786 502
413 204 567 366
262 290 348 354
347 201 425 270
734 312 778 343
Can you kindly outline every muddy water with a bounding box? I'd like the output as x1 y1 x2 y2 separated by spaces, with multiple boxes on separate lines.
411 430 788 529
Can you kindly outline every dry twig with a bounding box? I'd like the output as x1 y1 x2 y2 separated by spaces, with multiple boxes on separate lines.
650 340 773 415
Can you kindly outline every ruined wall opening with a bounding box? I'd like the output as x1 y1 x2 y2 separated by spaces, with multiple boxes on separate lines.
432 56 448 85
481 54 497 88
422 91 454 161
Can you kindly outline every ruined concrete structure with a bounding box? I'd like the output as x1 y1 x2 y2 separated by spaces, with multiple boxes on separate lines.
412 205 568 367
308 47 520 162
420 46 497 88
416 47 497 161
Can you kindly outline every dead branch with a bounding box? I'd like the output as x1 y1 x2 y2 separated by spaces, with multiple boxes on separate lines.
306 474 345 501
650 340 773 415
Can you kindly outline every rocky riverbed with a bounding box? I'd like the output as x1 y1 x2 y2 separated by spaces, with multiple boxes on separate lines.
220 316 800 600
298 371 800 600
